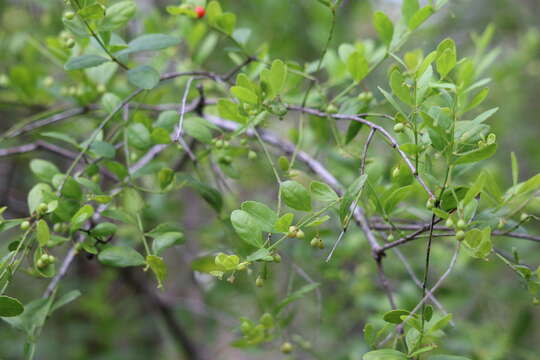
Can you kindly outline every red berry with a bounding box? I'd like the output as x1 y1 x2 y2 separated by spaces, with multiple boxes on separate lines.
195 6 205 18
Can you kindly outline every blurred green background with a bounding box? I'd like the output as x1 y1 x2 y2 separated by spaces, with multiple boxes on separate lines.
0 0 539 359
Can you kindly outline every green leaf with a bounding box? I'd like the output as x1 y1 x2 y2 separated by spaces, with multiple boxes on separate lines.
231 86 258 105
30 159 60 183
347 51 369 83
281 180 312 211
36 219 50 247
27 183 53 213
241 201 277 233
91 222 117 238
128 123 152 150
99 1 137 31
511 152 519 186
147 255 167 288
65 55 109 71
98 246 145 267
0 296 24 317
383 185 414 214
127 65 160 90
117 34 180 56
158 168 175 190
464 227 492 259
275 213 294 233
340 175 368 224
50 290 81 314
454 144 497 164
268 59 287 95
70 204 94 233
183 117 213 144
383 309 411 324
363 349 408 360
90 140 116 159
274 283 319 313
428 356 472 360
373 11 394 46
402 0 420 25
231 210 263 247
310 181 339 202
409 6 434 30
390 70 413 106
151 232 184 255
463 172 486 205
217 13 236 35
78 3 106 21
436 39 457 79
464 87 489 112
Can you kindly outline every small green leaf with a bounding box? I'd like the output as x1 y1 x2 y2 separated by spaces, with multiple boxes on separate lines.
390 70 413 105
90 140 116 159
409 5 434 30
151 232 184 255
117 34 180 56
98 246 145 267
231 86 258 105
241 201 277 233
373 11 394 46
281 180 312 212
65 55 110 71
128 123 152 150
158 168 175 190
36 219 50 247
347 51 369 83
402 0 420 25
127 65 160 90
363 349 408 360
30 159 60 183
383 309 411 324
90 222 118 238
275 213 294 233
70 204 94 233
464 87 489 112
310 181 339 202
231 210 263 247
99 0 137 31
147 255 167 288
0 295 24 317
268 59 287 95
454 144 497 164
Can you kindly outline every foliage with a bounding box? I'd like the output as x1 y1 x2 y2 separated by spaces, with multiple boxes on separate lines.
0 0 539 359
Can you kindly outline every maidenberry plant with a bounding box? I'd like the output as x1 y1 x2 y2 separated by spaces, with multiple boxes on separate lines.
0 0 539 359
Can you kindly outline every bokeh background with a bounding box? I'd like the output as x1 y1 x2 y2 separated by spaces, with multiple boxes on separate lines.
0 0 539 359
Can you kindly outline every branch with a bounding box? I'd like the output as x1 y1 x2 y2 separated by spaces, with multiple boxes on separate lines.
288 105 435 198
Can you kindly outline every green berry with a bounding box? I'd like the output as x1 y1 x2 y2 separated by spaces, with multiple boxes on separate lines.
216 139 224 148
255 276 264 287
456 219 467 230
445 217 454 228
393 123 405 133
317 239 325 249
248 150 257 160
36 259 45 269
287 226 298 238
296 229 305 239
272 253 281 263
20 221 30 231
426 198 435 210
325 104 338 114
63 10 75 20
456 230 466 241
223 140 230 148
47 255 56 263
310 237 319 248
387 234 395 242
280 342 293 354
38 203 48 214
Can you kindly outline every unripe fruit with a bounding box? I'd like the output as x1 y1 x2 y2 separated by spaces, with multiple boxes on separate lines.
223 140 230 149
194 6 206 18
445 217 454 228
393 123 405 133
216 139 224 148
391 167 400 178
295 229 305 239
20 221 30 231
65 38 75 48
280 342 293 354
47 255 56 263
325 104 338 114
240 138 248 146
38 203 48 214
40 254 49 263
520 213 529 222
272 253 281 263
387 234 395 242
91 174 101 183
248 150 257 160
240 321 251 333
43 76 54 87
456 219 467 230
426 198 435 210
36 259 45 269
255 276 264 287
317 238 325 249
456 230 465 241
287 226 298 238
310 237 319 248
63 11 75 20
